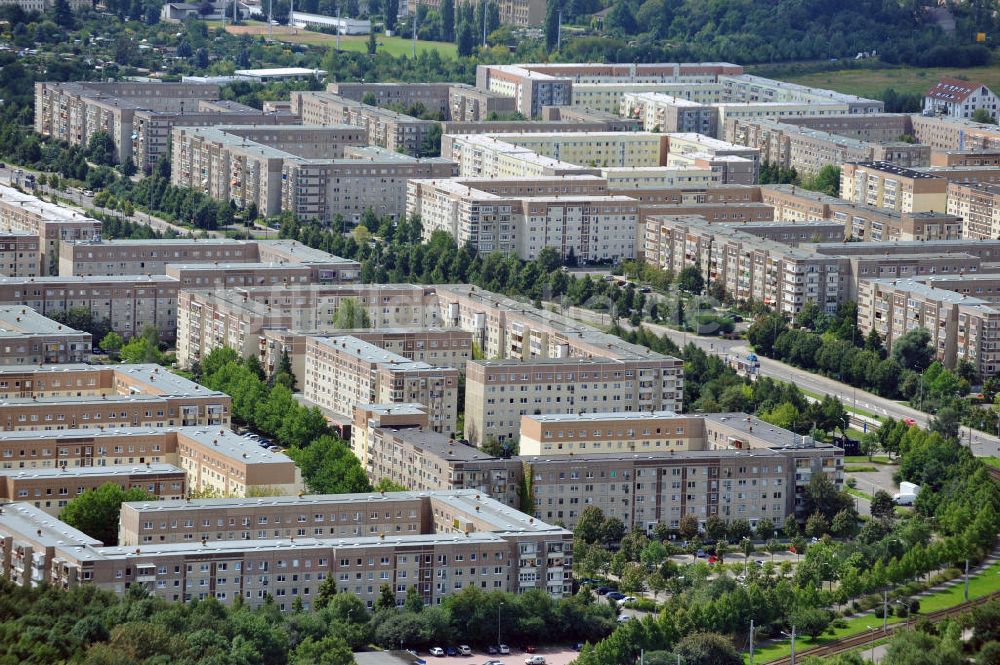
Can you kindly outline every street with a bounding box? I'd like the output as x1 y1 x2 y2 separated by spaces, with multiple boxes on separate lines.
560 304 1000 457
0 164 221 238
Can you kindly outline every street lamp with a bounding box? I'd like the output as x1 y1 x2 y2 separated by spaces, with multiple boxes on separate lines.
497 601 504 647
780 626 796 665
867 625 876 662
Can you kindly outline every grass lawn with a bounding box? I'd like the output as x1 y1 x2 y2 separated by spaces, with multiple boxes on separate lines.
845 465 878 473
799 388 879 419
845 456 894 465
751 558 1000 663
984 457 1000 470
211 21 457 56
783 65 1000 99
845 486 873 501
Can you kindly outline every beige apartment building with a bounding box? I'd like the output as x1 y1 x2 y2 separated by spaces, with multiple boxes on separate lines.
948 181 1000 239
519 411 704 456
171 124 455 223
0 426 299 497
859 277 1000 378
407 176 640 261
621 93 718 135
0 306 90 365
931 150 1000 167
59 237 360 280
328 82 452 117
0 464 186 516
0 491 572 610
0 184 101 276
727 119 929 177
0 363 230 432
910 114 1000 152
176 284 441 369
475 63 746 118
358 410 843 532
0 232 40 278
291 91 437 156
840 162 948 213
0 275 179 341
303 336 458 433
33 82 299 170
760 184 962 241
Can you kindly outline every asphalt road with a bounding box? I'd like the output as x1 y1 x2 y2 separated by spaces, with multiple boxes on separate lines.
561 305 1000 458
0 164 220 238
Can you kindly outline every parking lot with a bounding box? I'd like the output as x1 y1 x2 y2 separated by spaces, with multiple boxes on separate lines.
415 646 581 665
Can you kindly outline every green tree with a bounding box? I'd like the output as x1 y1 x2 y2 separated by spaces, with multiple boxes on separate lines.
575 506 606 544
332 297 371 329
375 583 397 611
384 0 399 31
804 511 830 538
456 19 475 56
61 483 152 545
676 266 704 294
674 632 742 665
678 514 700 540
441 0 455 39
99 331 124 359
754 518 774 541
290 635 353 665
52 0 74 27
891 328 935 372
86 130 116 166
972 108 997 124
286 435 371 494
803 164 841 197
870 490 895 520
803 473 852 521
544 0 561 50
790 607 833 639
404 584 424 612
704 515 727 542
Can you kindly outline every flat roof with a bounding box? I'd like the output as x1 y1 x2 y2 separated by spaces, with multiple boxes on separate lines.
315 336 437 370
526 410 682 423
0 463 183 480
0 306 88 337
234 67 325 77
0 363 224 398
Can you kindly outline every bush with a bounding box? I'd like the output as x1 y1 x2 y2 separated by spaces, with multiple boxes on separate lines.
623 598 658 612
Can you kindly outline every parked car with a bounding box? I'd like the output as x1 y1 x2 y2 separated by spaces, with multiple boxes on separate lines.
268 446 282 452
459 645 472 656
447 647 459 656
696 549 707 558
524 657 546 665
595 586 615 595
606 592 625 601
617 615 632 623
573 643 584 651
487 646 499 655
483 661 505 665
430 647 445 656
618 596 636 604
498 645 510 655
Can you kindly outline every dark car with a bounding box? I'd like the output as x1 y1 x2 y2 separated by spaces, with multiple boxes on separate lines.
606 592 626 601
595 586 614 595
446 647 459 656
696 549 707 558
487 646 499 655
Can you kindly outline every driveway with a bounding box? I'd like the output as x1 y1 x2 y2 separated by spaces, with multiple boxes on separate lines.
415 646 581 665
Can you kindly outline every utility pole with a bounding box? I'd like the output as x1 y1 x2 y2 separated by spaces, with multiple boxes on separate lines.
781 626 796 665
412 2 417 58
883 589 888 633
556 6 561 50
289 0 294 32
482 0 487 47
268 0 273 40
749 619 755 665
336 4 341 50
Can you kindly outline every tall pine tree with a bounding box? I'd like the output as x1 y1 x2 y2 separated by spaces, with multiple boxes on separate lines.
544 0 561 51
441 0 454 41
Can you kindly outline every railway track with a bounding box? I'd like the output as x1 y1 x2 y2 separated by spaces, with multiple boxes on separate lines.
764 590 1000 664
988 465 1000 484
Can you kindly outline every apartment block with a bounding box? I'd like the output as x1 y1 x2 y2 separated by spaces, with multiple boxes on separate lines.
930 150 1000 167
0 275 179 341
303 336 458 433
176 284 441 369
665 132 759 183
621 93 718 135
0 232 40 278
33 82 300 169
350 403 429 471
947 181 1000 239
0 492 571 610
727 118 929 176
840 162 949 213
448 84 519 121
859 277 1000 378
171 124 455 223
761 184 962 240
909 114 1000 152
475 63 745 117
0 306 90 365
0 426 300 496
327 82 452 118
0 184 101 276
291 91 437 156
359 410 842 531
0 363 230 431
59 237 359 281
0 464 186 516
406 176 640 261
406 0 545 25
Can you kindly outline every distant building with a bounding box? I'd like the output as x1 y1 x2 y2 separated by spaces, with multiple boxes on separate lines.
290 12 370 34
923 77 999 121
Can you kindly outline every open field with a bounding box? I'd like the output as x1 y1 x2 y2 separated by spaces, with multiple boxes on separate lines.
783 65 1000 98
214 21 457 57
